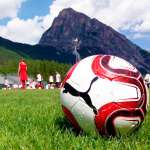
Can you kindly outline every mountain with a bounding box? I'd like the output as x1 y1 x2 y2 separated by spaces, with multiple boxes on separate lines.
0 8 150 74
39 8 150 74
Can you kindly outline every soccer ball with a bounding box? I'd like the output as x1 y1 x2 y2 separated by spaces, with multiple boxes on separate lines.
60 55 149 136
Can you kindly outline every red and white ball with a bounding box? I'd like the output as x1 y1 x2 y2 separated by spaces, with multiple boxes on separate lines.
60 55 149 136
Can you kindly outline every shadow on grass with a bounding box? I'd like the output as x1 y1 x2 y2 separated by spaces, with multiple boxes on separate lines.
54 116 84 136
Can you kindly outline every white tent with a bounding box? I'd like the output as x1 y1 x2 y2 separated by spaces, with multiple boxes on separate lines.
0 75 4 84
0 74 19 85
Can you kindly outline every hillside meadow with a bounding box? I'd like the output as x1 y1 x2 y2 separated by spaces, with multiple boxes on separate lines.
0 89 149 149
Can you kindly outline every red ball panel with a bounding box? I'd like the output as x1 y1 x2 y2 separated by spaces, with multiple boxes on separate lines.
95 102 121 136
62 105 81 131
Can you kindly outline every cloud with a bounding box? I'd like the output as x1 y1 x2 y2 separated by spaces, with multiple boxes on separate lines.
0 0 150 44
0 0 52 44
0 17 45 44
49 0 150 33
0 0 26 19
134 13 150 33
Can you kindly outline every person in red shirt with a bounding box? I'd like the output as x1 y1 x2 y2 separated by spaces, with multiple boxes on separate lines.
18 58 28 89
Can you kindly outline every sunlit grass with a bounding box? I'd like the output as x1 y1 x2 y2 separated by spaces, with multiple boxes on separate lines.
0 89 149 150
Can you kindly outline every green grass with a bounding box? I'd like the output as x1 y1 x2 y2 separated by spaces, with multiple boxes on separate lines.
0 89 149 150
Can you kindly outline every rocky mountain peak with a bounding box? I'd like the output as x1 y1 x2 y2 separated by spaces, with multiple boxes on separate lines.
39 8 150 73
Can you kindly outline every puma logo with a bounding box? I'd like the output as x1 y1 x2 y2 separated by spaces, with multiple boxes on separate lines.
63 77 98 115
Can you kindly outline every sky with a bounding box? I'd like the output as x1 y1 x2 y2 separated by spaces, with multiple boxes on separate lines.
0 0 149 51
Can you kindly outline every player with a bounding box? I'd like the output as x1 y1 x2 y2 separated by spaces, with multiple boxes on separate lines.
18 58 28 89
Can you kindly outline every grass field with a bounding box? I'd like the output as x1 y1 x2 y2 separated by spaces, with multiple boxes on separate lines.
0 89 150 150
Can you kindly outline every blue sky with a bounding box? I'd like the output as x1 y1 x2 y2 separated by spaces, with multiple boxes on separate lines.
0 0 149 51
0 0 51 25
18 0 51 19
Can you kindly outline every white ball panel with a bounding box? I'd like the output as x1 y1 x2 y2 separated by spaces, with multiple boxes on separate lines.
108 56 137 72
67 55 96 92
71 100 97 134
89 78 114 109
112 81 139 102
113 116 141 135
89 78 139 110
60 88 79 110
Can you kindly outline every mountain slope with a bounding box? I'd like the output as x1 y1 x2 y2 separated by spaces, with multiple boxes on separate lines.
0 37 74 63
0 47 21 63
39 8 150 73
